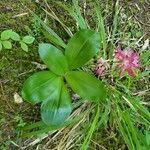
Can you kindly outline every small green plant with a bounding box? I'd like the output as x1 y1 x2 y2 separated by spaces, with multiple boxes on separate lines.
22 29 106 126
20 35 35 52
0 29 35 52
0 30 13 50
14 115 26 127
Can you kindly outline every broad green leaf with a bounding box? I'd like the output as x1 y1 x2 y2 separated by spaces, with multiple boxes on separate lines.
2 41 12 49
39 43 68 75
22 71 59 104
41 80 72 126
10 31 20 41
65 29 100 69
1 29 12 40
0 42 2 51
65 71 106 102
20 41 28 52
23 36 35 44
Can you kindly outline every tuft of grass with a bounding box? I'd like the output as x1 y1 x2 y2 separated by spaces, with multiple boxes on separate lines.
55 0 88 30
31 13 67 48
94 0 107 58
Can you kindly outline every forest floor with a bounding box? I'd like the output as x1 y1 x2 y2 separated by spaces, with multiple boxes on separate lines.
0 0 149 149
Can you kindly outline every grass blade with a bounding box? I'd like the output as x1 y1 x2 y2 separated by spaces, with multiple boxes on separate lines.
72 0 87 29
32 13 66 48
80 104 100 150
110 0 120 58
94 0 107 58
56 1 87 30
44 0 73 37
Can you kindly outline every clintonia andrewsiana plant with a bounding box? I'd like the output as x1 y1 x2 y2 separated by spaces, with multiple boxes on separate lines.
22 29 106 126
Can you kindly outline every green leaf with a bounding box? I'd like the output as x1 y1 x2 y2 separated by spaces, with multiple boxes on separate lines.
22 71 59 104
1 29 12 40
2 41 12 49
72 0 87 29
65 71 106 102
0 42 2 51
20 41 28 52
10 31 20 41
41 81 72 126
65 29 100 69
56 1 87 30
94 1 107 57
81 105 100 150
23 35 35 44
43 7 73 37
39 43 68 75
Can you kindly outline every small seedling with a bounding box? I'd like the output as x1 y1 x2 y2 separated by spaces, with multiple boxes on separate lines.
20 35 35 52
0 29 35 52
0 30 13 50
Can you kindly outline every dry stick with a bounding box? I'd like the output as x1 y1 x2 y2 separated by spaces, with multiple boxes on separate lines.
128 6 150 27
133 89 150 96
65 134 81 150
135 34 146 46
12 12 28 18
21 131 57 149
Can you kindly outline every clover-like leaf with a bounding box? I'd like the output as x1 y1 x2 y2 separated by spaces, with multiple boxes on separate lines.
41 81 72 126
1 29 12 40
20 41 28 52
10 31 20 41
65 71 106 102
65 29 100 69
39 43 68 75
23 36 35 44
2 41 12 49
22 71 59 104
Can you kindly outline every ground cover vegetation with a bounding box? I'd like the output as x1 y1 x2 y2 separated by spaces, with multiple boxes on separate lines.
0 0 150 149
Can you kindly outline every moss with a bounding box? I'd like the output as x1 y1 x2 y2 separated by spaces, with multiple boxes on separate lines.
0 0 41 147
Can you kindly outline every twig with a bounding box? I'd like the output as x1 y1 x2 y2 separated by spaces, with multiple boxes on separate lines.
12 12 28 18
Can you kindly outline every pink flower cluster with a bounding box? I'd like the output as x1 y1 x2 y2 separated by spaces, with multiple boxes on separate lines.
115 47 139 76
95 47 140 77
95 58 107 77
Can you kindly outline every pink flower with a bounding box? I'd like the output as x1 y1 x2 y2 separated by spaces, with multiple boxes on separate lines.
115 47 140 76
95 58 108 77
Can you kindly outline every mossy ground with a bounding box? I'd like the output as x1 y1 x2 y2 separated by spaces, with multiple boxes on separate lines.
0 0 149 149
0 0 37 148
